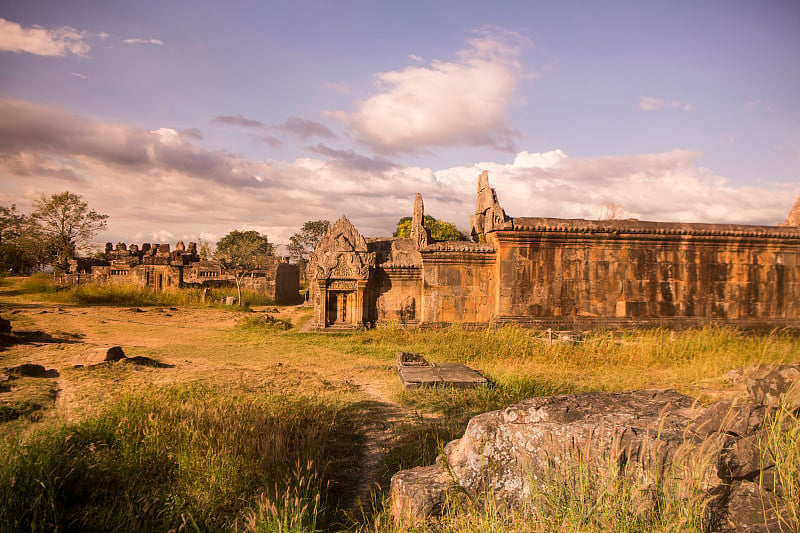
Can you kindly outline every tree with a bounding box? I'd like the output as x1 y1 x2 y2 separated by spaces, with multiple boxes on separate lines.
598 202 627 221
287 220 330 271
197 239 213 261
215 230 274 306
393 215 468 241
0 204 49 274
31 192 108 270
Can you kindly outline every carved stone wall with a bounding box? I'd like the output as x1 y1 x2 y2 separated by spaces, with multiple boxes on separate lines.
419 243 496 325
493 219 800 325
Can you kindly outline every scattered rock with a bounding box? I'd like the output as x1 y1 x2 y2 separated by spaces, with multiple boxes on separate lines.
744 364 800 407
719 436 764 480
5 363 47 378
689 400 766 438
72 346 126 367
122 307 145 313
720 481 783 533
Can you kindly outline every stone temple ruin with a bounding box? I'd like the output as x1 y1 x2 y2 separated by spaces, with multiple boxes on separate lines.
58 240 300 304
309 171 800 330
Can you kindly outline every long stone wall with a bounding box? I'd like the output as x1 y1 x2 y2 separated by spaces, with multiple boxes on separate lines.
490 218 800 326
310 171 800 329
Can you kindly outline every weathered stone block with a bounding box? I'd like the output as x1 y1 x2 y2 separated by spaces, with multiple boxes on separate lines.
72 346 126 367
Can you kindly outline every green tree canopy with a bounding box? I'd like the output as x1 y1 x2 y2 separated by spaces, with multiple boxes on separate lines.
393 215 468 241
31 192 108 270
0 204 50 274
287 220 330 268
215 230 274 268
215 230 274 305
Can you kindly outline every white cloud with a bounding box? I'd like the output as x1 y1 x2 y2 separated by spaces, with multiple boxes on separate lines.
0 18 90 57
408 54 422 62
123 38 163 45
70 72 88 80
348 27 530 153
0 97 794 249
639 96 693 112
151 230 174 242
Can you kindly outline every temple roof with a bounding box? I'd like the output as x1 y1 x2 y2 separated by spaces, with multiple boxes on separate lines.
508 217 800 239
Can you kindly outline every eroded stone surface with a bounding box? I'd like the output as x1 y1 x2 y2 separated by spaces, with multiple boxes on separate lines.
72 346 126 367
391 367 799 531
391 389 699 524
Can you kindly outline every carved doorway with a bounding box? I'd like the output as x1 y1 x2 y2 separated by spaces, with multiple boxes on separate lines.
326 291 353 326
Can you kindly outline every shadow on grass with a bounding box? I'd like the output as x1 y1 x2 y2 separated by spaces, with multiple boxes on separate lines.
120 356 175 368
0 330 84 351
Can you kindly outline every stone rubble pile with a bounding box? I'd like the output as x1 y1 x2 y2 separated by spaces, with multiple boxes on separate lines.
391 363 799 532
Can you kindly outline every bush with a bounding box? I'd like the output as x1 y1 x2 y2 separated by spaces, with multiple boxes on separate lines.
18 273 60 294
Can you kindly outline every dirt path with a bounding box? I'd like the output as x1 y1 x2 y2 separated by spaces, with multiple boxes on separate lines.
346 376 412 513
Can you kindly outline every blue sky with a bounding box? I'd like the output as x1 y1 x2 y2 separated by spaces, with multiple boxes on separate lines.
1 0 798 249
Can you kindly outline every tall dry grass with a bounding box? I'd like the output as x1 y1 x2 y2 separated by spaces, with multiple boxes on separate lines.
0 384 363 532
14 274 275 308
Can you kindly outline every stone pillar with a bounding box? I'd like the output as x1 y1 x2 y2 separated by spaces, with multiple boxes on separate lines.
355 280 368 326
316 279 328 328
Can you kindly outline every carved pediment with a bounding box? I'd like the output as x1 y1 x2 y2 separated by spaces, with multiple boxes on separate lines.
309 215 375 281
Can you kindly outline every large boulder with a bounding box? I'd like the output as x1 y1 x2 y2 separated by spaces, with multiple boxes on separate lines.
0 315 11 334
391 389 698 524
391 374 798 531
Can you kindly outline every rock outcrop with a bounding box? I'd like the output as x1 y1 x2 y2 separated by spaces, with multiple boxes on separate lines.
391 363 799 532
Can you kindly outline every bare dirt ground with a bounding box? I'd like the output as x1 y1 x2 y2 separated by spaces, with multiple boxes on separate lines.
0 287 427 507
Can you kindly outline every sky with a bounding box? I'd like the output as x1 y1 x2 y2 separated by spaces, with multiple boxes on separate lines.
1 0 799 252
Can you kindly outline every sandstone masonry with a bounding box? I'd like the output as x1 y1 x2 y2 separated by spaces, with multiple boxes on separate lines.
59 241 300 304
309 171 800 329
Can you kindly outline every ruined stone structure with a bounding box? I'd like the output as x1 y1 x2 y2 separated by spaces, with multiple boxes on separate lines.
309 171 800 329
59 241 299 304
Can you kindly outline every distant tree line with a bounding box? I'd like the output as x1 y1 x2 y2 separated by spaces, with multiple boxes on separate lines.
393 215 468 241
1 192 108 274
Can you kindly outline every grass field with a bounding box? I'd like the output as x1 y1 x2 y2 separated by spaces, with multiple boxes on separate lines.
0 276 797 532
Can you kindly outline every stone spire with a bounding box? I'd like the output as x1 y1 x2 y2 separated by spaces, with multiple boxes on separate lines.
470 170 508 239
411 193 432 249
785 193 800 226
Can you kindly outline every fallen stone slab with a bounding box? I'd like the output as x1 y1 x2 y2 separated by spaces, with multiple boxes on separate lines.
396 352 487 389
72 346 126 367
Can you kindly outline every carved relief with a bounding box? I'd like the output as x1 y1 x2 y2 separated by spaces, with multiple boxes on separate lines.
309 215 375 281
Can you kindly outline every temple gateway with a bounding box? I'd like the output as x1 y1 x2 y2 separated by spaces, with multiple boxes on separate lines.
308 171 800 330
